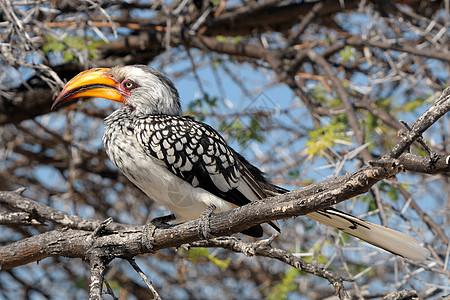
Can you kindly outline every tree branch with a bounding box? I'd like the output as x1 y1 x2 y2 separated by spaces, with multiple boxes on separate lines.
88 251 109 300
398 152 450 175
2 87 449 272
127 259 162 300
0 85 449 299
0 189 129 232
0 160 405 271
190 236 350 299
385 87 450 159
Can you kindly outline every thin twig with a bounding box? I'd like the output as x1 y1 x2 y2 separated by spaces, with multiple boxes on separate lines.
127 258 162 300
190 236 350 299
103 279 119 300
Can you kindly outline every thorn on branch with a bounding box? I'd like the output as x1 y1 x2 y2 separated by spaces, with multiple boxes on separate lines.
334 282 350 300
90 217 113 240
14 187 26 195
243 233 278 256
400 120 432 155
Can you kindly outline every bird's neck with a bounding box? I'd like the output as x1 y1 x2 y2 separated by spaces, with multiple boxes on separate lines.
104 106 134 126
104 106 181 127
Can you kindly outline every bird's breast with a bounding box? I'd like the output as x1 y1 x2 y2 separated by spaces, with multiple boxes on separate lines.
102 113 233 220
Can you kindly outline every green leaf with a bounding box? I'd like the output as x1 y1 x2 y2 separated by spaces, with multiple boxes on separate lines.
401 98 425 112
42 39 66 53
267 268 300 300
288 169 300 179
63 51 75 63
379 182 400 201
103 280 121 293
219 116 265 147
185 93 218 121
339 46 356 63
188 248 230 271
305 116 350 159
375 97 394 114
216 35 227 43
358 193 376 211
312 86 328 103
213 58 223 70
415 148 428 156
215 35 242 44
42 35 106 63
311 85 343 108
231 36 243 44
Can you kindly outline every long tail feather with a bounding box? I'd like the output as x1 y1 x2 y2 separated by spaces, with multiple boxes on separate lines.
306 208 431 261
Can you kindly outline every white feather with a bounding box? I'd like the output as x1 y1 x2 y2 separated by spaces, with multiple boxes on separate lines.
306 210 431 261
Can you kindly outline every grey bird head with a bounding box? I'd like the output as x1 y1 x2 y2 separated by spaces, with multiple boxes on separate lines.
110 65 181 115
52 65 182 116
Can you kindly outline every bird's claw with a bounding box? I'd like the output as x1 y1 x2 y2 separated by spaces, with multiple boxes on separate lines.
142 214 177 253
142 222 157 253
198 205 216 240
150 214 176 226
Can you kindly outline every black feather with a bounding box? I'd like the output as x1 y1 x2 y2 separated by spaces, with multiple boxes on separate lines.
136 114 283 235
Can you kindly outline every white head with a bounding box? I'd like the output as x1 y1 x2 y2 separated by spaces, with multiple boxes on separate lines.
52 65 182 116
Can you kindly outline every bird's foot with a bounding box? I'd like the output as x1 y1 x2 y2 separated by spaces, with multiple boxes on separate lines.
142 214 176 253
142 222 157 253
198 204 216 240
151 214 176 226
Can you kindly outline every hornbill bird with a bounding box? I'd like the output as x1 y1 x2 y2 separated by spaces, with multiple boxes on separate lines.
52 65 430 260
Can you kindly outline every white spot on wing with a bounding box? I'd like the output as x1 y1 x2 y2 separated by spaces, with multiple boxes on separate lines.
179 160 193 172
167 154 175 164
204 155 212 164
175 142 183 151
191 176 199 186
206 164 217 174
197 145 204 155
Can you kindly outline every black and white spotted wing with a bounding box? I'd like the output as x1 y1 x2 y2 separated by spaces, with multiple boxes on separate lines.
134 115 263 207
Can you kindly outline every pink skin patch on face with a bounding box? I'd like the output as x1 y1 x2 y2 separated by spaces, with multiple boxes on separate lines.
118 79 140 109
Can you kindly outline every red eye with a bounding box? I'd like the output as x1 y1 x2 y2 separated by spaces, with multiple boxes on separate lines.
122 79 137 90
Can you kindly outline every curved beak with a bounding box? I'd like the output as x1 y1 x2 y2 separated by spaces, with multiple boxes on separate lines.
52 68 125 110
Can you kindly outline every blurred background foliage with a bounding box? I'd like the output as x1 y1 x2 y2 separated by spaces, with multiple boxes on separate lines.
0 0 449 299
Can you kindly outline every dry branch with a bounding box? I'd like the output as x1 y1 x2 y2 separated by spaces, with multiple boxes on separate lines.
2 87 449 269
0 1 449 298
0 160 409 271
1 87 448 297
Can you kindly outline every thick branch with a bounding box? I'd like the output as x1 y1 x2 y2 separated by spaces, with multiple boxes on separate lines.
0 162 400 271
204 0 359 36
0 88 54 125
